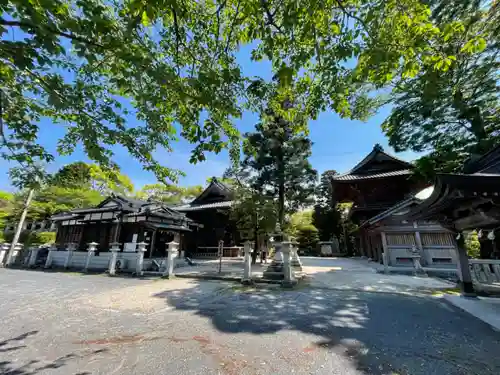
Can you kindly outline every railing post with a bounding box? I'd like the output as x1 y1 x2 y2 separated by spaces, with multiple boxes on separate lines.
44 245 57 269
290 241 303 271
108 243 121 276
281 241 296 287
135 242 148 276
84 242 98 272
0 243 9 266
28 246 40 268
6 243 23 266
163 241 179 278
242 240 253 285
64 243 76 269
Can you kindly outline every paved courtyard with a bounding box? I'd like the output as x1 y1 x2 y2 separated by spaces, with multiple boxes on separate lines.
1 258 500 375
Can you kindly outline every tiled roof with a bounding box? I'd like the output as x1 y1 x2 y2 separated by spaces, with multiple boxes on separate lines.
332 169 412 181
174 200 233 211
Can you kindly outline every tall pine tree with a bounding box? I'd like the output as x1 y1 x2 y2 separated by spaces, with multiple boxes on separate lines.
312 170 342 242
242 110 317 227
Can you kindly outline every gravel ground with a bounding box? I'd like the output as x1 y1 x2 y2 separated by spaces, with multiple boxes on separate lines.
1 267 500 375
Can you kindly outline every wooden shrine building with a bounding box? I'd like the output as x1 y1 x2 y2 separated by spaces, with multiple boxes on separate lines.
174 178 241 256
51 178 241 257
52 195 195 258
331 144 458 269
401 145 500 293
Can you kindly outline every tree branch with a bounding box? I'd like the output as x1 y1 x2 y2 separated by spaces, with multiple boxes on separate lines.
260 0 284 34
332 0 375 42
0 19 104 49
224 0 242 54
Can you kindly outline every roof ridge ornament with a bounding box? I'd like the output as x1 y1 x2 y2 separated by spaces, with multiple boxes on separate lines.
373 143 384 152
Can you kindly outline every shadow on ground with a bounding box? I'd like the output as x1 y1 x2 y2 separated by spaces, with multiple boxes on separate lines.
153 282 500 375
0 331 105 375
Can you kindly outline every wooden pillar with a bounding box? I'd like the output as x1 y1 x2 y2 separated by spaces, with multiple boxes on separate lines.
376 234 383 262
381 231 389 270
148 229 157 258
456 233 476 296
413 222 425 265
359 232 366 257
367 233 375 260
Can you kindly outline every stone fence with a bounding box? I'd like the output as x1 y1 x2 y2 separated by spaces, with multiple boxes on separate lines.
469 259 500 292
0 243 24 265
1 241 182 278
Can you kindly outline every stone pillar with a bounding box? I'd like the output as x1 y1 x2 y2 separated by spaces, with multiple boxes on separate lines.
84 242 98 272
281 241 296 287
6 243 23 266
108 243 121 276
273 242 284 263
28 246 40 268
64 243 76 269
44 245 56 269
0 243 8 266
319 242 333 257
290 242 303 271
455 233 476 297
135 242 148 276
163 241 179 278
242 241 253 285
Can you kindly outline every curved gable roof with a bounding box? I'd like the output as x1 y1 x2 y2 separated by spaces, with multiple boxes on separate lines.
332 144 414 181
191 177 233 205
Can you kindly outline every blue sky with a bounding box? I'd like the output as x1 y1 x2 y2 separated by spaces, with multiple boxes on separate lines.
0 44 419 192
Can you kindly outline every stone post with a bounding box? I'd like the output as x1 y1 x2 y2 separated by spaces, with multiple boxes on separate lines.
281 241 296 287
273 242 284 264
242 240 253 285
84 242 98 272
6 243 23 266
319 242 333 257
0 243 8 266
108 243 121 276
290 241 303 271
28 246 40 268
135 242 148 276
163 241 179 278
64 243 76 269
44 245 56 269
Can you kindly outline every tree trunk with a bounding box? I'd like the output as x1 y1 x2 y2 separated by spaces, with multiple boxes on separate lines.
251 222 258 264
5 188 35 266
277 146 285 227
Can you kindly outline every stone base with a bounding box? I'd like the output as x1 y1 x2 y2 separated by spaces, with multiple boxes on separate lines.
291 260 302 271
281 279 298 288
241 278 254 286
263 261 284 280
161 274 175 279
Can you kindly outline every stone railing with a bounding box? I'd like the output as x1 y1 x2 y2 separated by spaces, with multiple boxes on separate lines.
469 260 500 290
193 247 242 258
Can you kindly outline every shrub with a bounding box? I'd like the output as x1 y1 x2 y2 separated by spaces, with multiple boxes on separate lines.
465 231 480 258
297 224 319 253
30 231 56 245
3 230 56 246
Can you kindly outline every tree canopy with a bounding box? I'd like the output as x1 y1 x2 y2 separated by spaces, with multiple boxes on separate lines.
241 109 317 225
52 162 134 195
135 183 203 204
382 0 499 174
1 0 479 182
